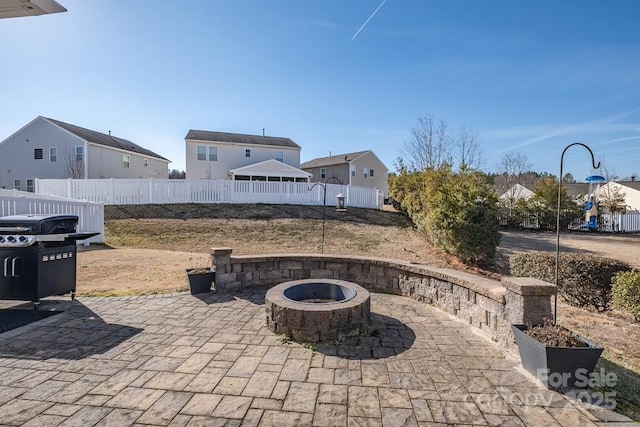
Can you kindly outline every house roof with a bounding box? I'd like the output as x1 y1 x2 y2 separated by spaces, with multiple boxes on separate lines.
185 130 300 149
0 0 66 19
228 159 312 178
300 151 372 169
498 183 534 201
617 181 640 192
563 182 590 198
44 117 169 162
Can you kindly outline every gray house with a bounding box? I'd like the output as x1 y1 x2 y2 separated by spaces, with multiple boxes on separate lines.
185 130 304 181
301 150 389 197
0 116 170 191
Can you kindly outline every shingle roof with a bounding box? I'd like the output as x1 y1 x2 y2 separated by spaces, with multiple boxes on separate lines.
44 117 169 161
618 181 640 191
185 130 300 149
563 182 590 198
300 151 371 169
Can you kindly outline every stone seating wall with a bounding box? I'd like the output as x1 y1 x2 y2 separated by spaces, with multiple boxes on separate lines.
211 248 557 348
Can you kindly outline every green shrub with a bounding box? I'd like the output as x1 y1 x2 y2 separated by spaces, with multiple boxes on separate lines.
423 168 500 264
390 166 501 265
612 271 640 321
510 252 632 312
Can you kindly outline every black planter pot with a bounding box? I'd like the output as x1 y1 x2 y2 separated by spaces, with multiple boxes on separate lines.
511 324 604 390
186 269 214 295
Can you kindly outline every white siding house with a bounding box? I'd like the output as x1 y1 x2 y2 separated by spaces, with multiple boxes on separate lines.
498 183 535 204
185 130 303 180
499 181 640 212
0 116 170 190
598 181 640 212
301 150 389 198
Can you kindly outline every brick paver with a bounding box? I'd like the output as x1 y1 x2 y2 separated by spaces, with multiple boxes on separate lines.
0 289 635 426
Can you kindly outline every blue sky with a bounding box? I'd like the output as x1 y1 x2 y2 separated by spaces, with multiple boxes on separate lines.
2 1 640 180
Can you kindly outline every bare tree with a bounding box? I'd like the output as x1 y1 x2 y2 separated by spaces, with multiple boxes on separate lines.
494 152 538 209
598 160 627 215
64 148 84 179
453 126 485 171
498 152 530 178
400 115 483 172
400 115 450 171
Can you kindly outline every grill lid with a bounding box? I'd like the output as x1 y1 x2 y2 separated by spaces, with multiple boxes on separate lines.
0 214 78 235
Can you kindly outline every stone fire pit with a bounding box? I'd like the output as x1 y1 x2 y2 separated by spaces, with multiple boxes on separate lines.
265 279 370 342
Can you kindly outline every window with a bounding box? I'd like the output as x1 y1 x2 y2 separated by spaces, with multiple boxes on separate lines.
275 151 284 162
34 148 43 159
351 165 356 177
75 146 84 161
321 168 326 179
14 179 21 190
245 149 251 158
208 146 218 161
369 169 375 177
50 147 57 162
363 167 369 178
143 158 148 167
26 179 34 192
123 154 130 168
197 146 206 161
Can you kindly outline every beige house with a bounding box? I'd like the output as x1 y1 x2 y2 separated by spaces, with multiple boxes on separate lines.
185 130 304 180
301 150 389 197
0 116 169 190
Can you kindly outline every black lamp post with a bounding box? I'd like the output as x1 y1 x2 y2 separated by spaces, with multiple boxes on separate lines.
309 176 344 254
554 143 600 325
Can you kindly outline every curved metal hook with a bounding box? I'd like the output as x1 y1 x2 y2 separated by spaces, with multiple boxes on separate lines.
560 142 601 171
307 176 344 254
308 176 343 192
555 142 600 325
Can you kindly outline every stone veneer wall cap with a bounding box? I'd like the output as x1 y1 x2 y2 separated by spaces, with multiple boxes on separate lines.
226 253 507 303
501 277 557 296
212 247 233 254
417 266 507 303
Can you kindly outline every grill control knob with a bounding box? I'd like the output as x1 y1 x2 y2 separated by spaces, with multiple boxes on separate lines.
7 235 15 242
0 236 4 243
18 235 27 242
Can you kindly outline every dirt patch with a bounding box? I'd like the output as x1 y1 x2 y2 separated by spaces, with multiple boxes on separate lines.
77 204 449 297
498 230 640 273
77 248 209 296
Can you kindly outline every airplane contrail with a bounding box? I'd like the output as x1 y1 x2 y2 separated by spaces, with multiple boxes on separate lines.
351 0 387 41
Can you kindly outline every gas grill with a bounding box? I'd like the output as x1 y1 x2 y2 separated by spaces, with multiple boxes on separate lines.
0 214 98 308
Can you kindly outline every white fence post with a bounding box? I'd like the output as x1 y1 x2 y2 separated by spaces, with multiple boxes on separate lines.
33 179 385 210
0 189 105 243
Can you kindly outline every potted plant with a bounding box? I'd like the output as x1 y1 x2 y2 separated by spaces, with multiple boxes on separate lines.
511 319 604 390
511 142 605 390
185 267 214 295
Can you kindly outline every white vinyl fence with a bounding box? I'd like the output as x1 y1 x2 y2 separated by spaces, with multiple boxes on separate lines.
599 212 640 233
0 189 104 244
36 178 385 209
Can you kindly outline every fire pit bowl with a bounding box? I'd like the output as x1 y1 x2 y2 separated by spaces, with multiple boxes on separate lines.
265 279 370 343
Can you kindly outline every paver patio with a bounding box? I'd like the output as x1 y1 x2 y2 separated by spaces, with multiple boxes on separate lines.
0 290 635 426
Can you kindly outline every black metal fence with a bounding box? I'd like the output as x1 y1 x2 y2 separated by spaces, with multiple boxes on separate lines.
497 209 581 231
499 209 640 232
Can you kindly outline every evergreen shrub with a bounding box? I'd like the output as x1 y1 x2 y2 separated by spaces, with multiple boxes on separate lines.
611 271 640 321
510 252 631 312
